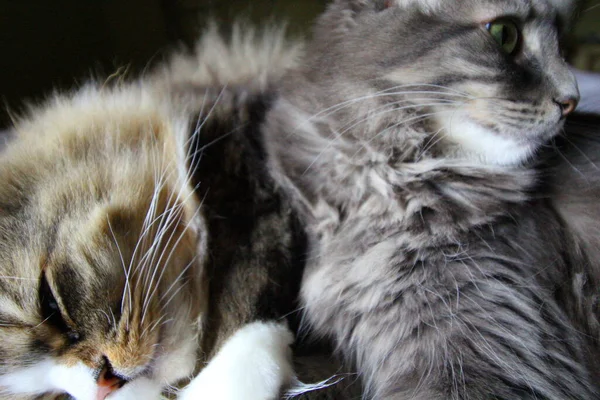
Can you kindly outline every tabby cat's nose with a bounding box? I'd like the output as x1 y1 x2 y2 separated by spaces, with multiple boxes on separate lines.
555 96 578 118
96 358 127 400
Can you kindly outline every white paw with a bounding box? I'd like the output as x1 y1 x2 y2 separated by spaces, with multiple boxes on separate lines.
178 321 295 400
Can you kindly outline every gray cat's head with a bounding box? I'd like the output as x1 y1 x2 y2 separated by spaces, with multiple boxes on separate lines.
302 0 579 165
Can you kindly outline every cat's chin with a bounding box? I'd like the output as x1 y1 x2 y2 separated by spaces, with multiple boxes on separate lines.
437 116 551 166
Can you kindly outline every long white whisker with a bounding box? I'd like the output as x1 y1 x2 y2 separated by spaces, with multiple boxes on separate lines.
334 97 459 135
136 158 174 324
96 309 113 327
141 193 183 325
141 180 204 317
185 84 230 173
298 85 471 125
107 217 132 325
0 276 36 281
367 108 459 146
141 160 192 298
303 102 460 175
130 151 168 278
144 189 205 312
159 256 198 313
419 127 448 158
560 134 599 171
159 282 189 315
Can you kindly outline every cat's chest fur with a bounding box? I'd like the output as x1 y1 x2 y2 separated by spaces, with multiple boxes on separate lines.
304 147 538 250
295 144 568 344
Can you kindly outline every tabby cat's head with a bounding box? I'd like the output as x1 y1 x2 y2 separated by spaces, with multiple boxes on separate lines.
0 87 206 399
306 0 579 165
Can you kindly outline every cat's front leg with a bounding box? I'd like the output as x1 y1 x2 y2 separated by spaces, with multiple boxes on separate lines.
178 321 295 400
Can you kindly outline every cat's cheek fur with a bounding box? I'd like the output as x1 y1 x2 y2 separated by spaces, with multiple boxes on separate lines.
177 321 295 400
436 111 537 165
0 359 96 399
151 332 198 388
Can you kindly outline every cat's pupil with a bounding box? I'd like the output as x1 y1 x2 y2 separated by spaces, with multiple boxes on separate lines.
487 20 519 55
500 26 508 43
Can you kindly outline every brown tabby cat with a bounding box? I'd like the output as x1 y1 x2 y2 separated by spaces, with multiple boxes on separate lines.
0 27 317 400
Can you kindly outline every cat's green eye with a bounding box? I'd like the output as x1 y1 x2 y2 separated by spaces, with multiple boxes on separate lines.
486 20 520 55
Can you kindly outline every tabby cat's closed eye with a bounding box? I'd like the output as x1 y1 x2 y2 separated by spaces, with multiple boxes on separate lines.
39 272 80 343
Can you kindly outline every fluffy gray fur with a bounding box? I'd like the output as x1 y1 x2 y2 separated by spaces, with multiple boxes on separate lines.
264 0 599 398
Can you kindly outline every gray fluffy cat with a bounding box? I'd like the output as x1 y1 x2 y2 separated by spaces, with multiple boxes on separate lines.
263 0 600 398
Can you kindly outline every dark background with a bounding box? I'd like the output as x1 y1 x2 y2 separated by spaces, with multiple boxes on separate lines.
1 0 599 129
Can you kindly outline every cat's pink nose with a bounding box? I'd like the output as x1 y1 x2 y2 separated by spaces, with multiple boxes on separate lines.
96 385 118 400
96 363 126 400
555 96 578 118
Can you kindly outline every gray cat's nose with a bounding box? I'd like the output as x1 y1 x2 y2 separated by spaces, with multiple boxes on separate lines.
554 95 578 118
545 57 579 118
